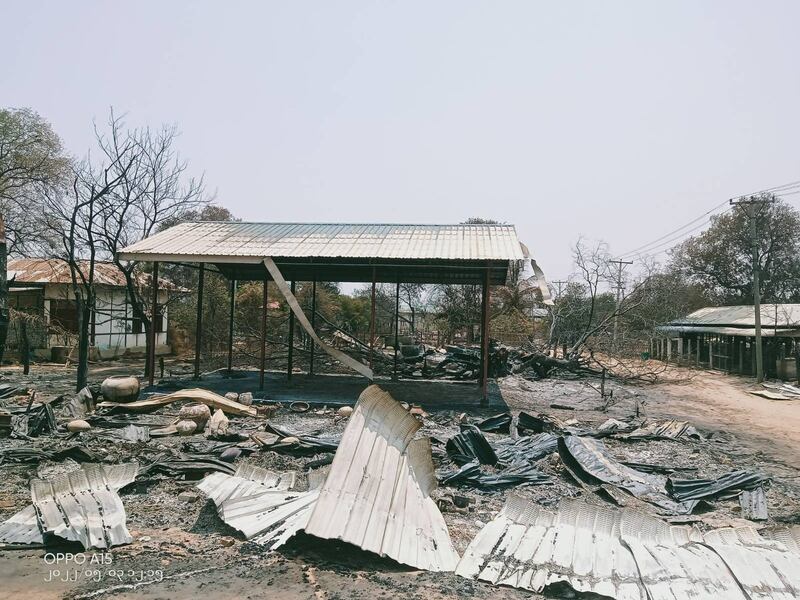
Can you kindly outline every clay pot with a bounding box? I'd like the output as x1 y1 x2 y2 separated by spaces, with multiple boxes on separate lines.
175 420 198 435
66 419 91 432
337 406 353 418
101 376 140 403
178 403 211 431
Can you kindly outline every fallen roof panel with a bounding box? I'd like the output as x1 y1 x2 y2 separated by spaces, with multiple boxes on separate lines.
304 385 460 571
196 464 296 506
457 497 758 599
0 463 138 549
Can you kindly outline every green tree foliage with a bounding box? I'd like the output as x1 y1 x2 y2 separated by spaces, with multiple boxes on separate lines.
671 196 800 303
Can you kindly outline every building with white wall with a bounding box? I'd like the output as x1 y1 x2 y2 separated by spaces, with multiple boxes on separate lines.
7 258 176 360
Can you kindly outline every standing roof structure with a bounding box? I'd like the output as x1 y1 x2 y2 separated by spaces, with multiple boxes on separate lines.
118 221 528 284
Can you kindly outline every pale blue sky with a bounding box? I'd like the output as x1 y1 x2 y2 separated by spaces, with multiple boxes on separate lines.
2 1 799 281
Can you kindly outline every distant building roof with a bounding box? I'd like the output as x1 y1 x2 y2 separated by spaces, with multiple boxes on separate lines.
658 304 800 337
118 222 526 262
8 258 180 290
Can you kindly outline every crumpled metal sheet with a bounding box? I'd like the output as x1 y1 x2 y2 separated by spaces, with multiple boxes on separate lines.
446 425 498 466
456 497 646 598
666 470 770 502
740 487 769 521
197 463 297 506
305 385 460 572
620 419 703 441
703 526 800 600
439 460 550 490
457 497 768 599
197 464 315 550
0 463 138 549
558 436 696 514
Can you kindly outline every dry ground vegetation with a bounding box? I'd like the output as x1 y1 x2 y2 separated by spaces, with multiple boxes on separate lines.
0 359 799 600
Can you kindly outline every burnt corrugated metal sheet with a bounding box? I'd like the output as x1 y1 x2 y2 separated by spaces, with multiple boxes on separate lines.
197 465 325 551
703 527 800 600
0 463 138 549
558 436 696 514
457 497 787 599
197 464 296 506
118 222 525 262
305 385 460 571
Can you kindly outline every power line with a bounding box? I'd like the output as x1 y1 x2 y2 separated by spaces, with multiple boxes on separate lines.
616 178 800 260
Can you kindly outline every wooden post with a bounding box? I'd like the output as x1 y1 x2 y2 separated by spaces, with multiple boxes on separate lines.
369 267 376 371
393 278 400 380
709 337 714 370
739 338 744 374
480 268 491 405
148 261 159 387
287 280 296 380
677 337 684 365
259 277 268 390
227 280 236 373
696 335 701 366
309 276 316 376
666 337 672 362
193 264 204 379
686 337 692 365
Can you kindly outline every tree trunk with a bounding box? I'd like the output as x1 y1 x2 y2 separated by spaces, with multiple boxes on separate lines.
0 215 8 365
20 318 30 375
75 300 91 391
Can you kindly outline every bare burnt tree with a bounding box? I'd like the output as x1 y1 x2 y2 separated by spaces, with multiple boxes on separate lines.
95 110 205 376
41 151 136 390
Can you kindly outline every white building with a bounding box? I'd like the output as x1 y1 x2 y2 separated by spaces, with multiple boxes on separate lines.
8 258 176 360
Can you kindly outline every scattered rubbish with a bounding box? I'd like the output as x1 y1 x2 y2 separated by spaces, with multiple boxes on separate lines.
0 409 10 438
666 470 770 502
66 419 91 432
304 385 460 571
100 375 140 403
446 425 498 466
558 435 696 514
0 463 138 549
740 487 769 521
261 423 339 454
0 445 100 464
97 387 258 417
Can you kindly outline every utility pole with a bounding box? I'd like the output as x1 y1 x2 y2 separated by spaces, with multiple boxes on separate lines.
609 260 633 352
730 196 775 383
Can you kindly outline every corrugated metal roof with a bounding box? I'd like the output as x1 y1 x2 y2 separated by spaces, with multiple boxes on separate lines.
197 465 326 551
0 463 138 549
7 258 180 290
668 304 800 328
197 464 297 506
304 385 460 572
457 497 798 599
703 526 800 599
657 324 800 337
118 222 525 262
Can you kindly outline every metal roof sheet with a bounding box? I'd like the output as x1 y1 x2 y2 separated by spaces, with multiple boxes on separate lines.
118 222 525 262
0 463 138 550
197 465 327 551
657 325 800 337
668 304 800 328
7 258 180 290
304 385 460 572
456 497 789 599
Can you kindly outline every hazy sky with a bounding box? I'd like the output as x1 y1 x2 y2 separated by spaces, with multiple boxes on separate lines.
3 1 799 282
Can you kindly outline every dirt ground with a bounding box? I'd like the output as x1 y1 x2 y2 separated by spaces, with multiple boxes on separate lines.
1 359 799 599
